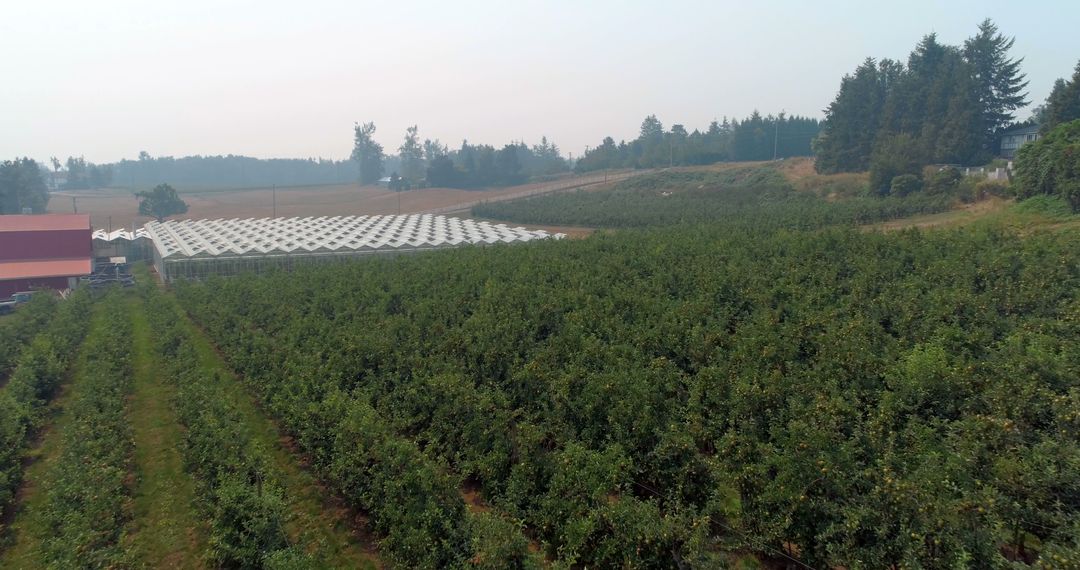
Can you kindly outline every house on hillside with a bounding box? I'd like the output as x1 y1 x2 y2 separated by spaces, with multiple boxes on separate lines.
999 124 1041 158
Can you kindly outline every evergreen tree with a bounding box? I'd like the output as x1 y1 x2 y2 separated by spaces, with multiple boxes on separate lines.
1041 61 1080 132
815 58 900 173
963 19 1029 151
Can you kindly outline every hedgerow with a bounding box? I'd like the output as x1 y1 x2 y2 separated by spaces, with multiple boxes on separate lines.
38 292 134 567
0 291 91 532
143 285 313 569
0 293 57 381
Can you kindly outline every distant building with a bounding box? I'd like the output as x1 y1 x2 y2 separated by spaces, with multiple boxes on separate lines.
0 214 92 298
999 124 1041 158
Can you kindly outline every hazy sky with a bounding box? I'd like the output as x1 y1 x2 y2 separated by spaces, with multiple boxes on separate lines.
3 0 1077 164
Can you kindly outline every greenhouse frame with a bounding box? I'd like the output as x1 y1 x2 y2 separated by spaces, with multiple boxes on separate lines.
143 214 562 281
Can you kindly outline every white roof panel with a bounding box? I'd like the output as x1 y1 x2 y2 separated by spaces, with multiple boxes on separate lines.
143 214 559 261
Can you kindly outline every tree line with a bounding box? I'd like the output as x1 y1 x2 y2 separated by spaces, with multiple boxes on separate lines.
573 112 821 173
352 122 570 189
108 152 355 190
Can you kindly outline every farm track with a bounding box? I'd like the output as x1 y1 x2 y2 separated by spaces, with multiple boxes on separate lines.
0 304 104 568
171 298 382 568
123 297 207 569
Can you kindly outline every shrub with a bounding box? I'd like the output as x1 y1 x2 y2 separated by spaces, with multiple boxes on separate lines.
1014 119 1080 210
890 174 923 197
974 179 1010 199
869 133 924 195
926 167 962 195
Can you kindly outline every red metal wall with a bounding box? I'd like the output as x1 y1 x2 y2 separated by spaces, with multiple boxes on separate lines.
0 229 91 262
0 276 71 299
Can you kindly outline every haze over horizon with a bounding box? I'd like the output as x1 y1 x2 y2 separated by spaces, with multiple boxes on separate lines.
3 0 1077 165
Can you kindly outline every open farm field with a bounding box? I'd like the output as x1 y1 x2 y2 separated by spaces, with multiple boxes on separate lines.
46 171 639 230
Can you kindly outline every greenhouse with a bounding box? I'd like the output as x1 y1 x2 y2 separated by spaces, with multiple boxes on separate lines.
92 227 152 261
143 214 562 281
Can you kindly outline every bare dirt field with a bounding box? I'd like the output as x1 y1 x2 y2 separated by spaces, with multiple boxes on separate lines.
49 171 638 233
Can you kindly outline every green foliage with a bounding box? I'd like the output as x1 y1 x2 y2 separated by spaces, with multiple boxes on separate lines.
1014 119 1080 210
926 166 963 195
0 293 57 380
1040 61 1080 133
974 179 1010 199
136 183 189 222
1013 194 1075 218
398 125 424 183
869 133 924 195
889 174 922 197
576 113 820 172
143 287 305 568
474 167 950 228
963 19 1030 149
815 58 902 174
0 292 91 531
351 121 385 184
0 157 49 214
112 153 355 190
62 156 113 190
468 513 541 569
38 293 134 568
176 211 1080 567
818 21 1027 175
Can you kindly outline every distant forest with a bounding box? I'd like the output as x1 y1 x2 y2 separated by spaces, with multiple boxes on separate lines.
573 112 821 172
108 153 356 190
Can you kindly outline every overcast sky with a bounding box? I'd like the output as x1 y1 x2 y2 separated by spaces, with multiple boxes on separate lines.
2 0 1077 164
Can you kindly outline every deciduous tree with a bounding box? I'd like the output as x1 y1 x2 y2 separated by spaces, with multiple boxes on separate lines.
136 183 189 222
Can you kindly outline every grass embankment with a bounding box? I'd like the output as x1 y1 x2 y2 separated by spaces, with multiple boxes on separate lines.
165 293 380 568
123 296 207 568
0 302 104 567
871 194 1080 232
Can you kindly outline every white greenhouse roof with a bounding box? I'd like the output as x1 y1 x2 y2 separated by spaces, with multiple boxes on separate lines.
144 214 562 260
92 228 149 241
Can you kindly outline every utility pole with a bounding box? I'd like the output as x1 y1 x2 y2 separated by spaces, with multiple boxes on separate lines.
669 137 674 168
72 196 77 213
272 184 277 218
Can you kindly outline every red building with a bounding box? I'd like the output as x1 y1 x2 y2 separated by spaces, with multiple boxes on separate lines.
0 214 92 298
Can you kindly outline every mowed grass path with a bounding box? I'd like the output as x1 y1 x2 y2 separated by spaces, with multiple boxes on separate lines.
123 297 207 568
172 298 381 568
0 304 103 567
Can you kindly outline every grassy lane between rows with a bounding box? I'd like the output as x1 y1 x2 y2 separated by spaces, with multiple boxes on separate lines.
0 299 103 568
164 288 381 568
122 296 207 569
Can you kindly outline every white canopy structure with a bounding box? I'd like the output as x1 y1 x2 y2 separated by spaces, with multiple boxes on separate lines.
143 214 562 281
92 228 150 241
92 228 152 261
